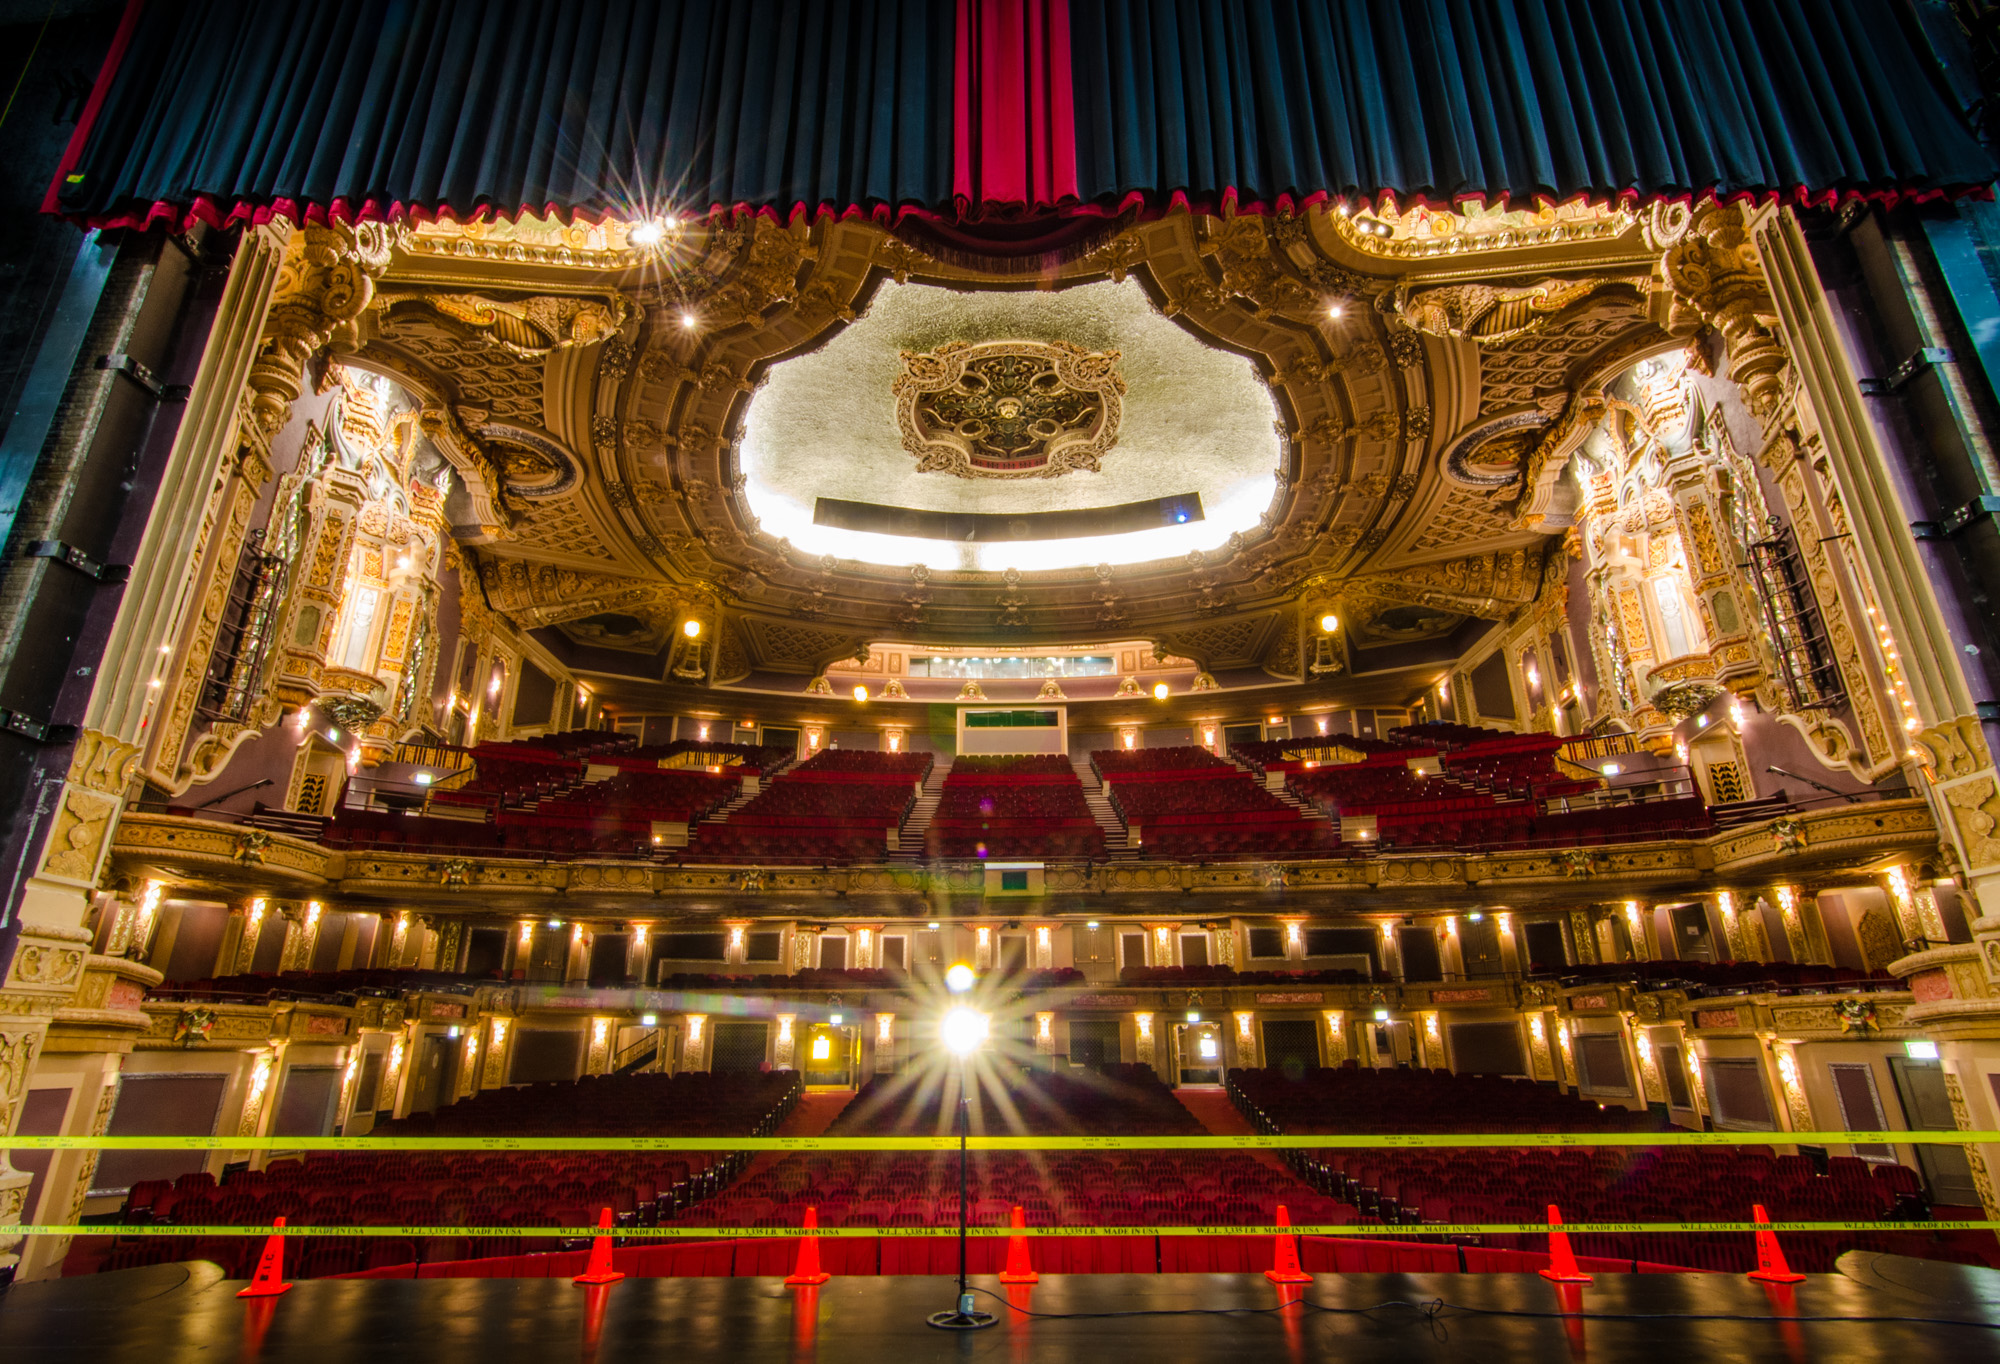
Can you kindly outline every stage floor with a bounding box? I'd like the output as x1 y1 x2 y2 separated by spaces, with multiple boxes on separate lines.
4 1258 2000 1362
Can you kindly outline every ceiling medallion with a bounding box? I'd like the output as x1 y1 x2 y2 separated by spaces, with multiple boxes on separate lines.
894 340 1124 479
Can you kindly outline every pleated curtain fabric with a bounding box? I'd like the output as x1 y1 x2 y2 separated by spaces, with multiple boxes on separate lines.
1065 0 1996 211
56 0 956 229
50 0 1996 229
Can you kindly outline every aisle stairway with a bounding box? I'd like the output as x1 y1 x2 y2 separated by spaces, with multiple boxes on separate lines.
889 763 947 860
1072 759 1137 858
1229 754 1331 824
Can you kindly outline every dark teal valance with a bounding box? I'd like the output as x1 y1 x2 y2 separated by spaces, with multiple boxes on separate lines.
51 0 1996 230
56 0 955 228
1068 0 1995 211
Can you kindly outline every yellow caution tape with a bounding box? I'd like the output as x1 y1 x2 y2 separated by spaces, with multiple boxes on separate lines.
15 1220 2000 1238
5 1131 1996 1151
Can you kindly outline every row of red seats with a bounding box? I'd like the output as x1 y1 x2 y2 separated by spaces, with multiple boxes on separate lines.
928 756 1105 859
1230 1065 1943 1273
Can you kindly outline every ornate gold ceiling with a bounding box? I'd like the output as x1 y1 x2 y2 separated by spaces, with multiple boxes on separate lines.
336 205 1673 693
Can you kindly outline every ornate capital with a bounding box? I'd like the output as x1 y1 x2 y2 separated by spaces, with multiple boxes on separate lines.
248 223 394 433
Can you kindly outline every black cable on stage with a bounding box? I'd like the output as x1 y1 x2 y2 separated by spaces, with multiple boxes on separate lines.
967 1285 2000 1332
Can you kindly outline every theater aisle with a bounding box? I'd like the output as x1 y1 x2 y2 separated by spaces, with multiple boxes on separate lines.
741 1090 856 1180
1173 1088 1291 1174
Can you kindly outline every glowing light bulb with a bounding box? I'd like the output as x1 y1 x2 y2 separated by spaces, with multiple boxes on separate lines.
1152 682 1169 700
942 1007 987 1056
683 619 702 638
629 220 665 247
1320 614 1339 633
945 962 976 993
853 685 868 702
680 312 698 329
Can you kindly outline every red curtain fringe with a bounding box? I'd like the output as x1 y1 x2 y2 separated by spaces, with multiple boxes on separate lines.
70 179 1989 240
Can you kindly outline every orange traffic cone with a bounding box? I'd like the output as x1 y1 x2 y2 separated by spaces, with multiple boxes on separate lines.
1747 1204 1806 1284
1263 1204 1314 1285
236 1217 293 1297
997 1205 1039 1285
1538 1204 1593 1284
784 1206 831 1286
573 1206 625 1285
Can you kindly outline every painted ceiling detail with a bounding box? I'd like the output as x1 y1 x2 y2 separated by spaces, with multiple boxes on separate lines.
894 340 1124 479
343 202 1678 701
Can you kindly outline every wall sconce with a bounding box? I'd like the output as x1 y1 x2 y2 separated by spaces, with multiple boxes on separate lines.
1038 1013 1054 1042
728 925 744 953
1381 920 1395 939
1324 1011 1342 1035
808 729 822 749
1035 925 1051 951
593 1019 610 1047
1154 925 1173 959
1235 1011 1255 1040
1135 1012 1153 1041
305 901 322 928
1529 1015 1544 1042
248 898 267 930
887 732 902 752
976 926 992 947
686 1015 705 1045
1285 922 1302 949
777 1015 794 1044
491 1019 508 1046
1424 1014 1439 1040
519 921 535 945
1122 730 1137 750
877 1014 894 1043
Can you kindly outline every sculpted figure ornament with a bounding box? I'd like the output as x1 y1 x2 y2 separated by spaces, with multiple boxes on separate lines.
377 290 629 357
439 859 473 889
173 1008 217 1047
1385 276 1646 345
1558 849 1600 879
1838 999 1877 1035
1770 817 1807 855
233 830 272 865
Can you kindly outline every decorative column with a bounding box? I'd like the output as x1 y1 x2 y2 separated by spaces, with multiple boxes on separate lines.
1623 902 1652 962
1769 1042 1816 1134
873 1014 895 1073
1321 1011 1347 1066
238 1050 279 1138
791 926 820 973
1232 1011 1257 1068
455 1027 481 1100
1712 891 1748 961
482 1017 513 1088
232 898 271 974
1525 1011 1556 1081
1566 908 1598 965
681 1015 709 1072
1629 1022 1667 1108
1133 1011 1157 1075
1771 887 1812 963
